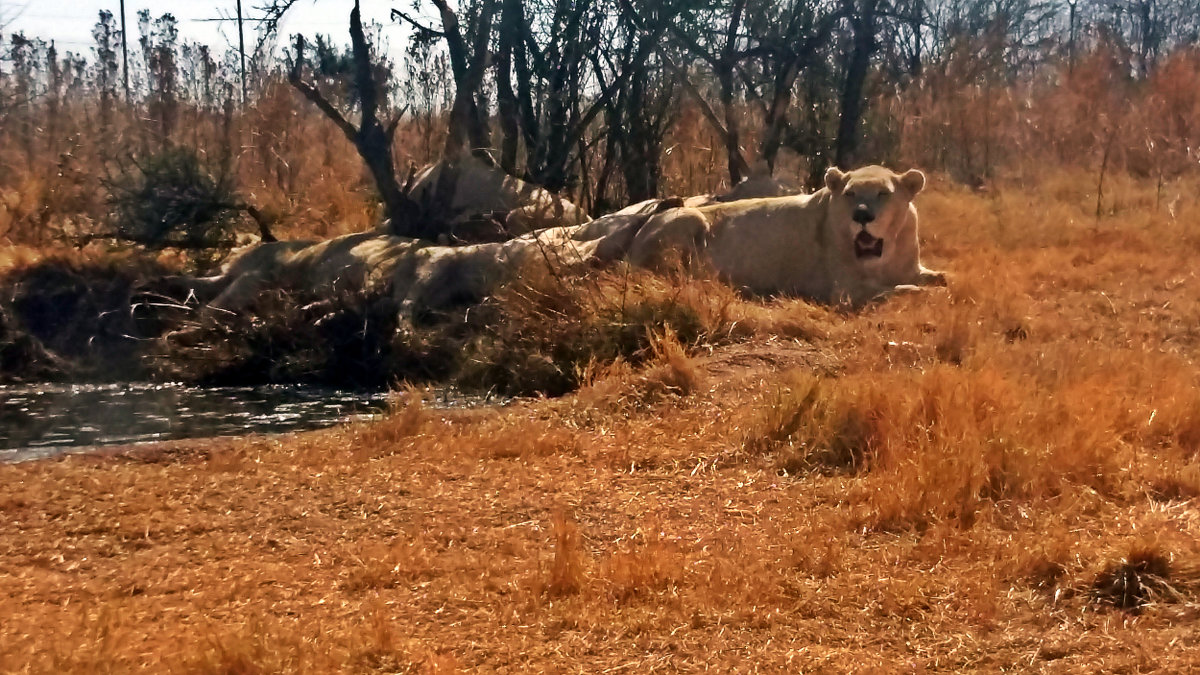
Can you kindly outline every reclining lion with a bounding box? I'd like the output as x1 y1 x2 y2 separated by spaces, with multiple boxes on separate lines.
406 155 589 237
611 160 801 216
628 165 946 306
149 209 653 325
155 165 942 332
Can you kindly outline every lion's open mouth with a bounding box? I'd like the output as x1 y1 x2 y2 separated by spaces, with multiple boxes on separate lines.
854 230 883 259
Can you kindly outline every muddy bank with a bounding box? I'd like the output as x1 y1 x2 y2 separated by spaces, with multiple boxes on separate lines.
0 258 170 384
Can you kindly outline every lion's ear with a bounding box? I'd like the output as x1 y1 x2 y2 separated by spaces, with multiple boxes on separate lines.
825 167 847 193
899 169 926 195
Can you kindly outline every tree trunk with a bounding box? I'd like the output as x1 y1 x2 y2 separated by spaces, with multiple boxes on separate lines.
288 4 422 237
348 3 420 233
621 40 667 203
539 3 591 191
835 0 878 168
495 0 523 173
719 0 750 184
432 0 497 159
761 55 799 170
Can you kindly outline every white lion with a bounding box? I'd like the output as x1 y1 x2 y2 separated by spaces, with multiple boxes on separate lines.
610 160 801 216
627 165 946 306
406 155 589 235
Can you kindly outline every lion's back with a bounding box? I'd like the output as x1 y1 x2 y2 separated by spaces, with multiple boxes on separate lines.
699 194 838 297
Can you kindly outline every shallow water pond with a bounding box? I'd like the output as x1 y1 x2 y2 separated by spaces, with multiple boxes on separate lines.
0 383 471 462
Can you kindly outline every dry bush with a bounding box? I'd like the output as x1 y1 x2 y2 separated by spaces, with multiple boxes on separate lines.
1092 539 1200 611
457 264 735 397
0 253 175 381
641 328 702 396
739 363 1137 531
155 286 455 389
574 328 702 418
855 365 1125 531
896 44 1200 189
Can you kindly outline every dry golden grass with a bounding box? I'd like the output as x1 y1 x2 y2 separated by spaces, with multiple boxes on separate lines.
7 43 1200 671
5 168 1200 671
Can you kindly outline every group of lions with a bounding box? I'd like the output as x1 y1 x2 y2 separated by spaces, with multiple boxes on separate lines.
158 163 945 325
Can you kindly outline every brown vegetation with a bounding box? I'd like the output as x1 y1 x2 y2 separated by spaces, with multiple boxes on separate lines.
5 6 1200 671
5 169 1200 670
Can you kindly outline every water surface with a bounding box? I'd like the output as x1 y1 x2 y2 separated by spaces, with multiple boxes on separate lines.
1 382 399 462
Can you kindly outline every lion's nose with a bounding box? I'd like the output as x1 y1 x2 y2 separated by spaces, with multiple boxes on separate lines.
852 207 874 224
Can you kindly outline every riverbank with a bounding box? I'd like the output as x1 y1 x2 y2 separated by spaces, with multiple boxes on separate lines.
5 173 1200 671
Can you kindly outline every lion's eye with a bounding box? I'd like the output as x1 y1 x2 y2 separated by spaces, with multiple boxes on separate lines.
846 190 856 198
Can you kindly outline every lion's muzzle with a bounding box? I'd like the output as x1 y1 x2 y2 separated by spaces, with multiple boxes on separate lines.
854 229 883 259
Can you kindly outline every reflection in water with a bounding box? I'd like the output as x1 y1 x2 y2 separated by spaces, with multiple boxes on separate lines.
1 383 397 462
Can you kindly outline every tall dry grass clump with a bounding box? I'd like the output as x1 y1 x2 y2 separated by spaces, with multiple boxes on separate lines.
741 372 870 473
545 511 587 597
457 262 783 396
896 44 1200 191
741 362 1139 531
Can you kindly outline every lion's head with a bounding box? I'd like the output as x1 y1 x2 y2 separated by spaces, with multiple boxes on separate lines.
824 165 925 260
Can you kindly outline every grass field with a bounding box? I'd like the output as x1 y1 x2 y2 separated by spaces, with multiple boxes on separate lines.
4 166 1200 672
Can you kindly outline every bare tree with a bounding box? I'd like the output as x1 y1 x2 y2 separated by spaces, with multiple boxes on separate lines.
657 0 754 184
741 0 844 172
591 2 679 207
518 0 644 191
392 0 497 160
834 0 881 168
287 1 422 236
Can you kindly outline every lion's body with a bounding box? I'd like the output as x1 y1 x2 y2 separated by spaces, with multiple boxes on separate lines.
407 155 589 235
628 165 944 306
156 209 653 324
610 163 801 217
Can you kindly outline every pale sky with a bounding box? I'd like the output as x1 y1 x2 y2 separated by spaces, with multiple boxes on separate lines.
1 1 418 60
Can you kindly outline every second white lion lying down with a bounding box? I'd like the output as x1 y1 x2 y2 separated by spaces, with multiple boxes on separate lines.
155 211 647 322
628 164 946 307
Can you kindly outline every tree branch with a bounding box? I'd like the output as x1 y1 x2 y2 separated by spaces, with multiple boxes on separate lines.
350 1 380 128
287 34 357 143
290 79 357 142
658 50 732 141
240 203 278 242
386 105 410 140
389 8 444 38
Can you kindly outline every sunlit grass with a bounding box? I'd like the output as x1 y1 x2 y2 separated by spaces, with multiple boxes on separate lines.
6 167 1200 670
5 46 1200 670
